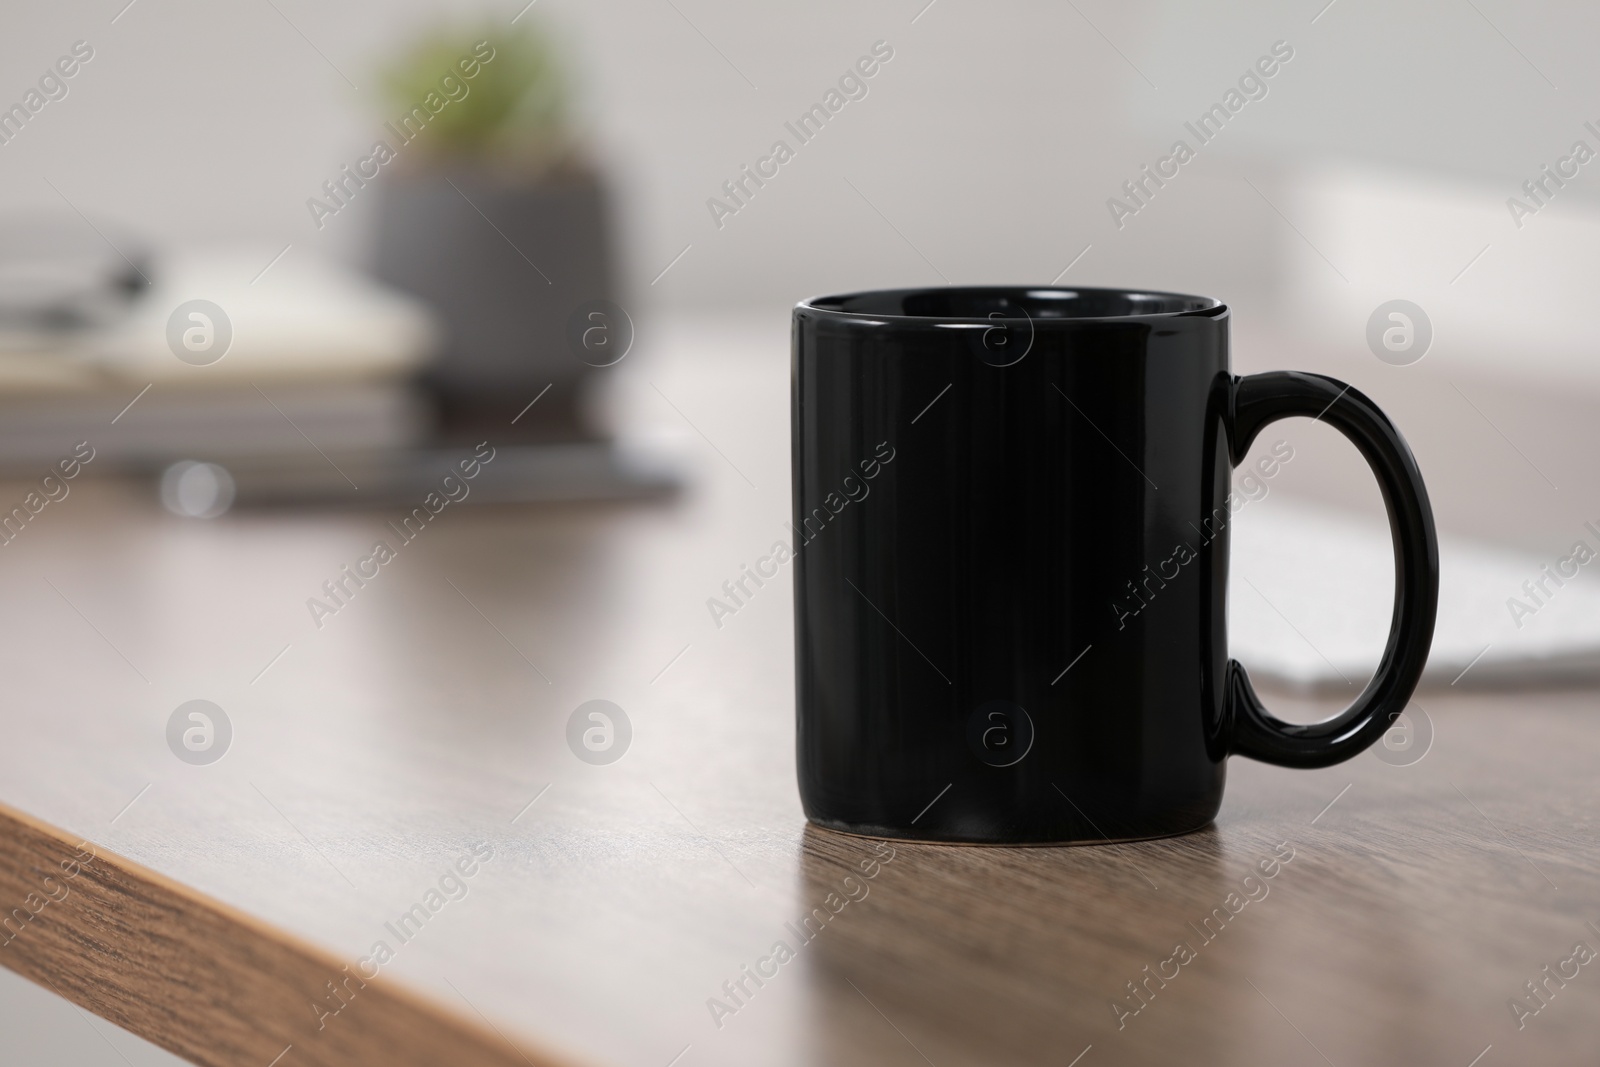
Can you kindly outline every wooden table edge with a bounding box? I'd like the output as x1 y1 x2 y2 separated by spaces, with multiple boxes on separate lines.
0 801 593 1067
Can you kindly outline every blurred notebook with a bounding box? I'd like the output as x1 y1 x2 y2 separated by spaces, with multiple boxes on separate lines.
1230 499 1600 691
0 249 435 473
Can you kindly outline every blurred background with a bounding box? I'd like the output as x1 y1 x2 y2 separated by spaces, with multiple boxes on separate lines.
3 0 1600 1060
1 0 1595 532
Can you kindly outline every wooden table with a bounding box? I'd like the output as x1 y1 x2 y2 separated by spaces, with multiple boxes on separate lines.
1 320 1597 1066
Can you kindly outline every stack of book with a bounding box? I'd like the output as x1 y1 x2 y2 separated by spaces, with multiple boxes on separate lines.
0 247 436 476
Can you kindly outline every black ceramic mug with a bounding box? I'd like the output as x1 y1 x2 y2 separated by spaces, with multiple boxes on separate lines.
791 286 1438 844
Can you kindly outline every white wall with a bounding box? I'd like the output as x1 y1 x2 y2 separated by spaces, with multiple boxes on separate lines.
5 0 1594 319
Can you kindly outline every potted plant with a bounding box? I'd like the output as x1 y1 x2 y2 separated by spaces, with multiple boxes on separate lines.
369 21 618 443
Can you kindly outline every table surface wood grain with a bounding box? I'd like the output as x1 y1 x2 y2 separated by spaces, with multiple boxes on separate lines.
1 319 1597 1067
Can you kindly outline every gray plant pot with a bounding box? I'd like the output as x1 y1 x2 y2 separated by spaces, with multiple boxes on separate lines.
371 167 619 443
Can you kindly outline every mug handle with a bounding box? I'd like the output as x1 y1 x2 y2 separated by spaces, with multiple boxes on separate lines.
1225 371 1440 768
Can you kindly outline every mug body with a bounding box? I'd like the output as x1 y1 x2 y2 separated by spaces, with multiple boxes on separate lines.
792 287 1233 844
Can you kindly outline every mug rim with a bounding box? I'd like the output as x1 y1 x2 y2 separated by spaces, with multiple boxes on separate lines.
795 285 1227 325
